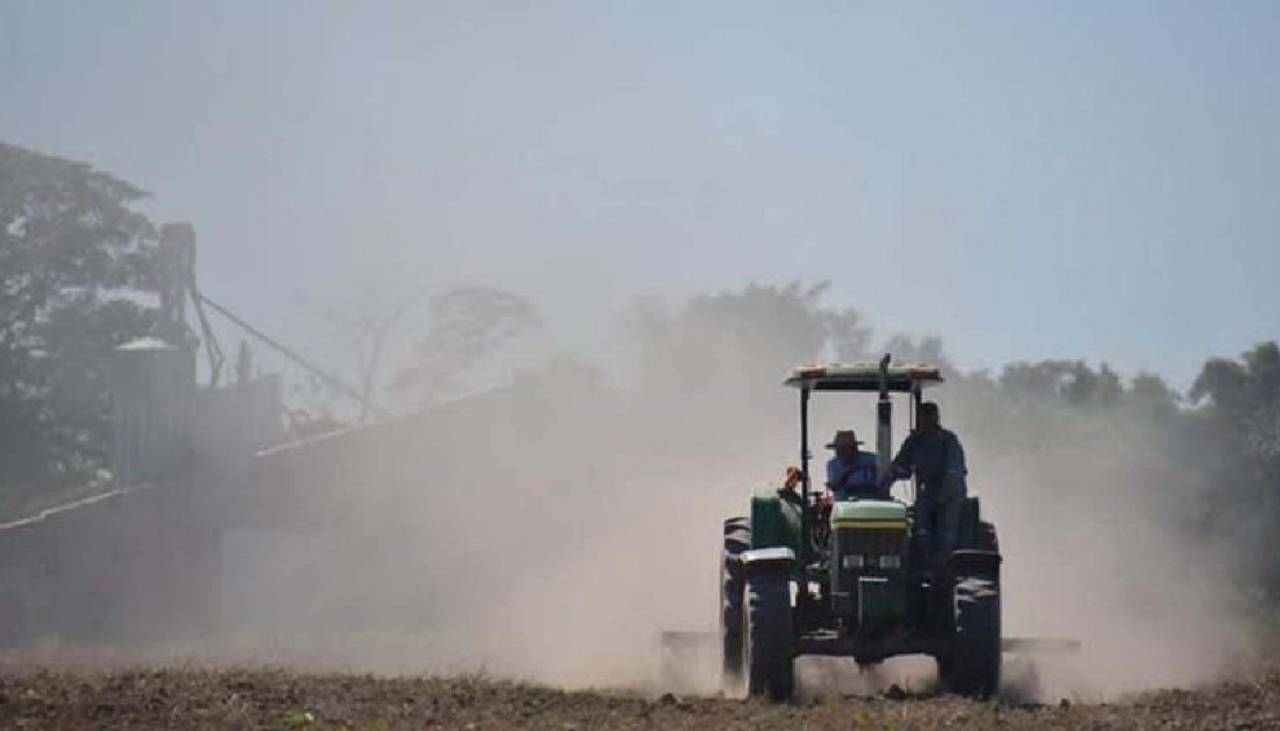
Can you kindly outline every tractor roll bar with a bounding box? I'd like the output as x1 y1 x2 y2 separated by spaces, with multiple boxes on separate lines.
795 354 935 516
876 354 892 482
799 386 812 564
910 381 921 504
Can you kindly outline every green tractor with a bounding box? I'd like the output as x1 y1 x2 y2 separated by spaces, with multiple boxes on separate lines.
720 356 1002 699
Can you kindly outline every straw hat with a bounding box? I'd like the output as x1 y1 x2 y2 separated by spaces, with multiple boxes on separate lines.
824 430 864 449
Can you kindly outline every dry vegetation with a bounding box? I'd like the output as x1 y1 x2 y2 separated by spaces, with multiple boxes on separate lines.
0 668 1276 730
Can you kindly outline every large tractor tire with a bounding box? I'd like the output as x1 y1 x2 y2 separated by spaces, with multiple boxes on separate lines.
939 574 1001 698
720 517 750 689
743 568 795 700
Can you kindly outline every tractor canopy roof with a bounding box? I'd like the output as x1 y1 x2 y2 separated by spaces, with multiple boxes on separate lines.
784 363 944 392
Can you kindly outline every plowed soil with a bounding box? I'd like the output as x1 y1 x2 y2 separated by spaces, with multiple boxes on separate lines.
0 668 1275 730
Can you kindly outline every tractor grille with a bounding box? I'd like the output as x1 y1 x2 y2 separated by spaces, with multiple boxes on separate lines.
831 525 909 624
835 527 908 562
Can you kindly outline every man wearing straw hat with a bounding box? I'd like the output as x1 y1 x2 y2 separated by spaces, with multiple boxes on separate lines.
824 429 881 499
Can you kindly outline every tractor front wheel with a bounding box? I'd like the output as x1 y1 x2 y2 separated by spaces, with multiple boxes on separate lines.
743 568 795 700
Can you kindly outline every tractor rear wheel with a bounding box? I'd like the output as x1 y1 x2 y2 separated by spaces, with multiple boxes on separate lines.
720 517 750 690
939 574 1001 698
743 568 795 700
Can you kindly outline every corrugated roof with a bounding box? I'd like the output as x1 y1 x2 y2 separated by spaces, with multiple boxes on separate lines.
115 337 181 352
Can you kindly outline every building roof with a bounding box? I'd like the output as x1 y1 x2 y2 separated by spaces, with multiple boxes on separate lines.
115 337 181 352
784 363 944 392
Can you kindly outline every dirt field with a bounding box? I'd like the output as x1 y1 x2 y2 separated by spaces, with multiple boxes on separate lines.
0 668 1275 730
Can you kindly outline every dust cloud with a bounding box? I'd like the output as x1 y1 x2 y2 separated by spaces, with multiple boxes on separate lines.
19 297 1260 705
968 409 1257 701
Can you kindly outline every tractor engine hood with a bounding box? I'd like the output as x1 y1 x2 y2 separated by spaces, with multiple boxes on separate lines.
831 500 908 528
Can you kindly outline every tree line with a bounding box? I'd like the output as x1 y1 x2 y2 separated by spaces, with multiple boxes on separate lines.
3 142 1278 597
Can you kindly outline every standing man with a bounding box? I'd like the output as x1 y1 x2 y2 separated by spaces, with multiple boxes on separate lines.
880 402 968 565
825 430 881 499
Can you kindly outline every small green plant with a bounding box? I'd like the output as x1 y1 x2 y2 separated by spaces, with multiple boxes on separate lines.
283 709 315 728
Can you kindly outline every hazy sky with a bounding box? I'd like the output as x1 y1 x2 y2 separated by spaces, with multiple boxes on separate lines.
3 1 1278 389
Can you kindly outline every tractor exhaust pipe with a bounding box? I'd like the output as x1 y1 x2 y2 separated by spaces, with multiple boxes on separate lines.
876 353 892 481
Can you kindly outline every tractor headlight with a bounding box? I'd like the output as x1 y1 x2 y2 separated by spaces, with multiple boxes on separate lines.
841 554 865 570
878 555 902 570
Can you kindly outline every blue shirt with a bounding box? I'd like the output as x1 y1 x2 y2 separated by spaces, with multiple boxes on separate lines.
826 451 880 497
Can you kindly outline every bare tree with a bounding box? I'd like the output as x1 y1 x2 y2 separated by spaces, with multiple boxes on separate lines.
392 286 540 404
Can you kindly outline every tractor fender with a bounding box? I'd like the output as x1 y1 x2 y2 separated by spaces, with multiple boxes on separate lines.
948 549 1002 578
741 547 795 574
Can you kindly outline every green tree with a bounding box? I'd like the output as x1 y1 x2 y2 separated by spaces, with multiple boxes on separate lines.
999 360 1077 400
0 142 166 507
630 281 873 386
1191 342 1280 484
1127 372 1178 419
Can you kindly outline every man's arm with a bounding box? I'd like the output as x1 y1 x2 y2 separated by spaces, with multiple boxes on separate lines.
879 433 917 488
890 432 918 478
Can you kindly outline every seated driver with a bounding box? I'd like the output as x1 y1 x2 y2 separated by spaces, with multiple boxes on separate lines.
825 430 880 499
